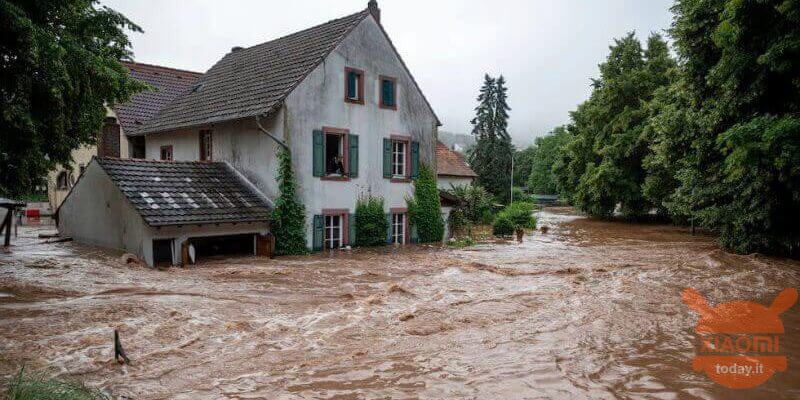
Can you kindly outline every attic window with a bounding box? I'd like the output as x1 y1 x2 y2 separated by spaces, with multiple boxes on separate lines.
344 67 364 104
379 76 397 110
192 83 204 93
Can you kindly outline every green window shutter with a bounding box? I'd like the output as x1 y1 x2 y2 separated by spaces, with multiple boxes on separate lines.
383 138 392 178
313 214 324 251
410 141 420 179
347 71 357 99
348 134 359 178
386 213 392 244
410 223 419 244
382 79 395 107
313 130 324 177
349 213 356 246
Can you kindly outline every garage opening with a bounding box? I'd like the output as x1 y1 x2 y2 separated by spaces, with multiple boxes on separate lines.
189 234 255 263
153 239 174 266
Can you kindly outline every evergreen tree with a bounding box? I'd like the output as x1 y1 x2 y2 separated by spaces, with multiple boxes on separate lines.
0 0 147 196
469 74 514 203
272 149 309 255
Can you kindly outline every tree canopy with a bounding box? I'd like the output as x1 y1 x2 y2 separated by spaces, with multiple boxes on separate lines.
0 0 146 197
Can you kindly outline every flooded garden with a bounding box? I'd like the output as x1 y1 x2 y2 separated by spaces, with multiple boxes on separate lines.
1 207 799 399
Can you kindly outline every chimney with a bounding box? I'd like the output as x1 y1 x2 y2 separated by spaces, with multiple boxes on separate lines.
231 46 243 52
367 0 380 23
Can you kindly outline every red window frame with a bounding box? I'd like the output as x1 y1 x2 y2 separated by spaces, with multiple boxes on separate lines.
160 145 173 161
344 67 365 105
379 75 397 110
199 130 213 161
322 208 350 247
321 126 350 181
389 134 411 182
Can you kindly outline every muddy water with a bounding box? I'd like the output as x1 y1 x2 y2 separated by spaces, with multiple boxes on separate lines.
1 207 799 399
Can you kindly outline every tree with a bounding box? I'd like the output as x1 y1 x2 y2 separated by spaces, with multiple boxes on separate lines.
469 74 514 203
513 145 536 188
0 0 147 196
355 194 388 247
272 148 308 255
666 0 800 256
553 33 675 218
407 164 444 243
527 126 571 194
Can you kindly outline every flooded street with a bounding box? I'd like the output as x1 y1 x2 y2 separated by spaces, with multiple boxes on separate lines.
1 207 799 399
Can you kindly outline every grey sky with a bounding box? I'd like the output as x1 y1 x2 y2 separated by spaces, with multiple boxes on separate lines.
103 0 674 146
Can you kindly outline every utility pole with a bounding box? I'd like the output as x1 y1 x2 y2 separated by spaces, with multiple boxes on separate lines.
510 150 515 204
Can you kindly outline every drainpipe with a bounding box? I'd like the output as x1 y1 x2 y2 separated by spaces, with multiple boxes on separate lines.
255 114 288 150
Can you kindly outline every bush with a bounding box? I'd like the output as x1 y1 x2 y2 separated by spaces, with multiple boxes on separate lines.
5 368 107 400
447 184 495 224
355 194 388 247
492 214 515 236
493 202 537 236
407 164 444 243
272 149 309 255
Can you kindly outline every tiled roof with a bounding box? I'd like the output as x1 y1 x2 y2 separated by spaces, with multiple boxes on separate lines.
436 141 477 177
139 10 370 134
115 62 203 136
96 158 271 227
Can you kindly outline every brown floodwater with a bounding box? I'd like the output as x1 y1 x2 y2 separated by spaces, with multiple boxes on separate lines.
1 207 799 399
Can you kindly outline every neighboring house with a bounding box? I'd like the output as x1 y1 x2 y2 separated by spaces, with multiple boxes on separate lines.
59 1 441 264
436 141 476 189
47 62 203 210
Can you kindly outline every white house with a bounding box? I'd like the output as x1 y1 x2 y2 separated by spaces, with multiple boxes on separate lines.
59 1 442 263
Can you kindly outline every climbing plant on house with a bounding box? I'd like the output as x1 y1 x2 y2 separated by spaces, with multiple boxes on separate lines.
355 194 389 247
407 164 444 243
272 148 308 255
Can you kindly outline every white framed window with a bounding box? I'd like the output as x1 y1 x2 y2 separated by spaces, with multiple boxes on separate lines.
391 213 405 244
325 214 342 249
392 140 406 177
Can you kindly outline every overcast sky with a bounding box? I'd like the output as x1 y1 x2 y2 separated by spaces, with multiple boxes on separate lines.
103 0 674 147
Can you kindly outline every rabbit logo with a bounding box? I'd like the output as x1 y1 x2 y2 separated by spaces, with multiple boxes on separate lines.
682 288 797 389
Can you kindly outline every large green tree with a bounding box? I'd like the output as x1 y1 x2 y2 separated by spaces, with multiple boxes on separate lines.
527 126 571 194
554 33 675 217
665 0 800 256
0 0 146 196
469 74 514 203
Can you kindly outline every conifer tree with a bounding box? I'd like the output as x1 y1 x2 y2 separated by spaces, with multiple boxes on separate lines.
469 74 514 203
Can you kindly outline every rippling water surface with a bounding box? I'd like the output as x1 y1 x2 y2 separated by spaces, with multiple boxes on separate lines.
1 207 798 399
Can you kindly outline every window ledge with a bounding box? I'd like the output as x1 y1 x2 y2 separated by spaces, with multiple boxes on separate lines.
344 97 364 105
389 177 411 183
321 176 351 182
379 104 397 110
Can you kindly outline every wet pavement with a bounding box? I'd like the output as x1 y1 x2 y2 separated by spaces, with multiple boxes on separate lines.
1 207 799 399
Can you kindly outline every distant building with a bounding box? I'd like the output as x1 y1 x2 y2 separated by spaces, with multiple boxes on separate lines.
47 62 203 209
436 141 476 189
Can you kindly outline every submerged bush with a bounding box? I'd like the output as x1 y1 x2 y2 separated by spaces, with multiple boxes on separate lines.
355 194 388 247
5 368 107 400
493 201 536 236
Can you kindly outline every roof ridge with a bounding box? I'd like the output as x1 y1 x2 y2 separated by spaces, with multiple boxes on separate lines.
97 156 224 165
240 9 369 54
120 60 204 77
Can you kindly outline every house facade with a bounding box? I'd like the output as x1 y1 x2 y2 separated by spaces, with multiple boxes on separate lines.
135 1 440 251
47 62 203 210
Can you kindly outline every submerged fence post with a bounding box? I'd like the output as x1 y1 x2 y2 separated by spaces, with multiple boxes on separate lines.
114 329 130 365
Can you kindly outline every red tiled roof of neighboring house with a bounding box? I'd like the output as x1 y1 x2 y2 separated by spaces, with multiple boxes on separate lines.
115 61 203 136
138 5 440 135
436 141 476 177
